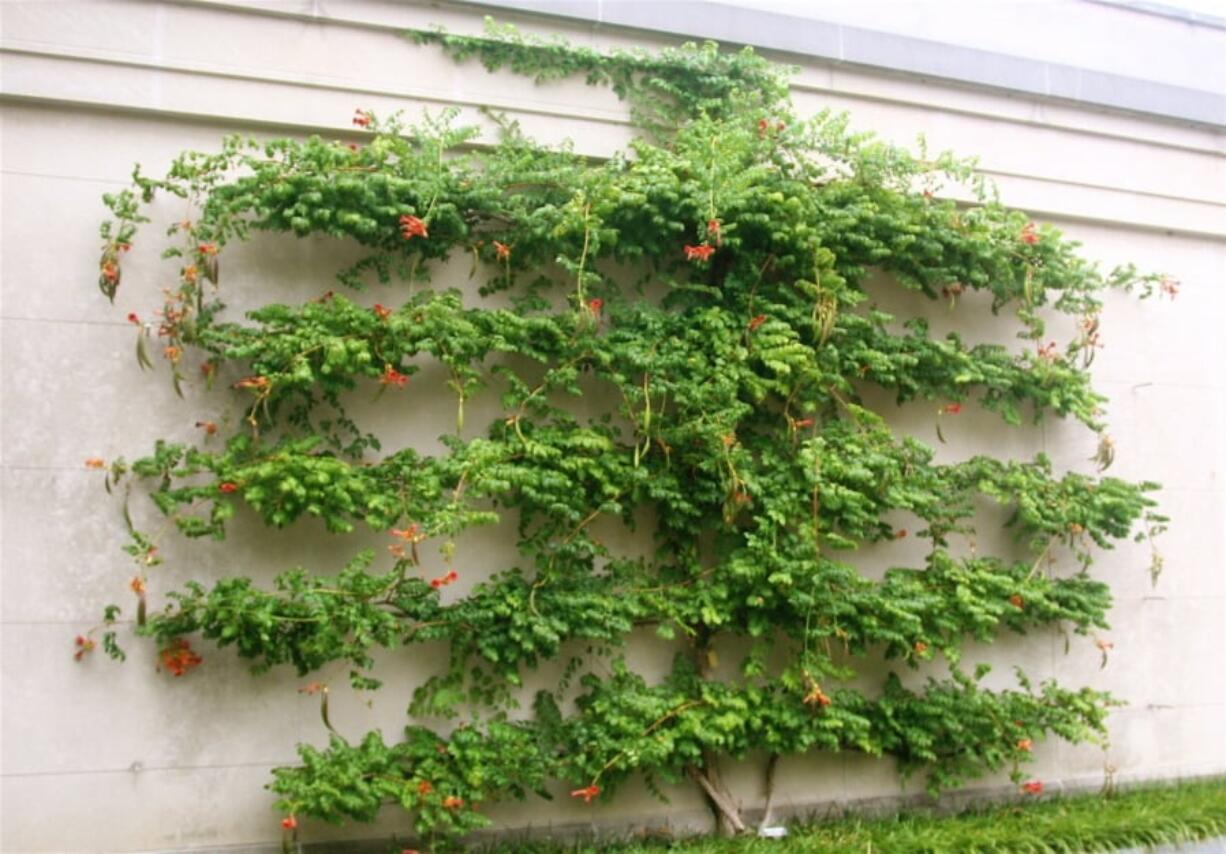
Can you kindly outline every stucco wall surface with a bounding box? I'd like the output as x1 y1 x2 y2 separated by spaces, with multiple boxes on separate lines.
1 2 1225 852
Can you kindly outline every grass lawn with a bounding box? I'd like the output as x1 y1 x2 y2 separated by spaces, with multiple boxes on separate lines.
481 777 1226 852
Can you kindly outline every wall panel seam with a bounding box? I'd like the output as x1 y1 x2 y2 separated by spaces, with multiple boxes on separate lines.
5 35 1226 160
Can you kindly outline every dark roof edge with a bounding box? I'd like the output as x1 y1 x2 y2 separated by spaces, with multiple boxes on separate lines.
462 0 1226 130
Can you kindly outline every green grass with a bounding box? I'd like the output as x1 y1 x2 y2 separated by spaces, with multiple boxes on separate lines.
480 777 1226 853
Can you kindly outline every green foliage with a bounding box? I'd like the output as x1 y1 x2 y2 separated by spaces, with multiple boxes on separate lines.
476 777 1226 853
91 20 1169 847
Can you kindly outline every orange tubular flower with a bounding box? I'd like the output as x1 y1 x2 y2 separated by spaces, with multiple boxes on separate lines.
684 243 715 262
747 314 767 332
380 366 409 387
941 403 962 415
390 524 423 542
441 796 463 810
73 635 96 661
373 303 392 321
493 241 511 261
158 638 203 677
1021 779 1044 795
352 109 372 128
281 816 297 830
398 215 428 240
85 458 106 469
218 482 239 494
234 376 269 390
570 785 600 803
1017 738 1033 752
1020 222 1040 245
803 681 833 707
1009 594 1025 609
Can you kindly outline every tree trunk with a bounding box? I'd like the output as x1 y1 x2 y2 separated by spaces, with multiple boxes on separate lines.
692 630 745 836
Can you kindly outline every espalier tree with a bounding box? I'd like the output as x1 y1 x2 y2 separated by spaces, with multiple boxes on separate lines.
88 22 1169 849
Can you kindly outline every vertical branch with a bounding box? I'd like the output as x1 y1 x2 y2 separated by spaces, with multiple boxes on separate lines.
759 752 780 832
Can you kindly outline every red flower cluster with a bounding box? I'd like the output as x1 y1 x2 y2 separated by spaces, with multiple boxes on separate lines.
430 570 459 590
281 816 297 830
1021 779 1044 795
913 641 928 654
73 634 96 662
941 403 962 415
793 417 814 429
803 684 832 707
417 780 433 796
85 458 106 470
1009 593 1025 609
158 638 203 677
493 241 511 261
352 109 372 128
127 312 141 325
706 218 722 245
380 366 409 387
373 303 392 321
129 576 146 596
195 420 218 435
684 243 715 262
298 681 326 695
757 118 786 137
218 482 239 494
586 297 604 316
399 215 428 240
391 523 424 543
570 784 600 803
441 796 464 810
197 242 218 256
748 314 767 332
1017 738 1033 752
234 376 270 390
1036 341 1059 361
1020 222 1040 245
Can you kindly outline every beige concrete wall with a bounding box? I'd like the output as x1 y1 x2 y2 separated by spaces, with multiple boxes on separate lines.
1 1 1224 851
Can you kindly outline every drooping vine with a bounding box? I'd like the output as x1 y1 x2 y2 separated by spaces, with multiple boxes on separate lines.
87 20 1170 849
